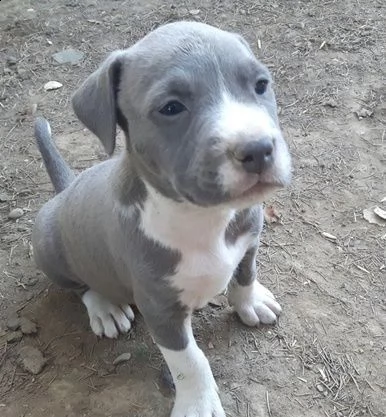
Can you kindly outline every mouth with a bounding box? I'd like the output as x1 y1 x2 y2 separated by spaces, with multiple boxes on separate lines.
236 180 283 200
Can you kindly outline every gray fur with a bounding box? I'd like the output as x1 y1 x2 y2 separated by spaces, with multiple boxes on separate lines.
34 117 75 193
225 205 264 245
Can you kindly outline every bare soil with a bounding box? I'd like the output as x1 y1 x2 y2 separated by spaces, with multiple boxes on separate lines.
0 1 385 416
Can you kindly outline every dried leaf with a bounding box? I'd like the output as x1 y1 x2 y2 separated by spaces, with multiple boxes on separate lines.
44 81 63 91
264 205 281 224
374 206 386 220
363 208 386 227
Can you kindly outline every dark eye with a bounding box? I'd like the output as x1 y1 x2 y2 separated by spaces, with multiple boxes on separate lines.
255 79 269 95
159 101 186 116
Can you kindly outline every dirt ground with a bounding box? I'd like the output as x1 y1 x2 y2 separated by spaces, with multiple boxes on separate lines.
0 0 385 416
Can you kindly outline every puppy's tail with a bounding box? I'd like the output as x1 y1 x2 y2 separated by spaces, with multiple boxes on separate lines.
34 117 75 194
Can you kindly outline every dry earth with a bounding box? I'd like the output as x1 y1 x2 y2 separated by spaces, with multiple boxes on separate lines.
0 1 385 416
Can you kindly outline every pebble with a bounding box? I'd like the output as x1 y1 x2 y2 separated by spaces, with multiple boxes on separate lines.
113 352 132 366
44 81 63 91
8 208 24 220
6 331 23 343
323 99 338 108
356 108 373 119
19 346 46 375
6 56 17 66
316 383 324 392
20 317 37 335
6 314 21 331
52 48 84 65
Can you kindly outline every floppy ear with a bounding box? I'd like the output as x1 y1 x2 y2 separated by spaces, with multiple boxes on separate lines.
72 51 126 155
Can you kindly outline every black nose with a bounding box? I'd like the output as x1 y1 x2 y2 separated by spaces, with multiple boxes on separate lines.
233 139 274 174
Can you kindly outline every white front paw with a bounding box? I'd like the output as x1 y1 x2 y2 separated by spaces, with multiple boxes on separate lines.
82 290 134 338
171 385 225 417
229 280 281 326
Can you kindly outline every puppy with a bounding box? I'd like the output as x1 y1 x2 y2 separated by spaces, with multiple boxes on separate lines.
33 21 291 417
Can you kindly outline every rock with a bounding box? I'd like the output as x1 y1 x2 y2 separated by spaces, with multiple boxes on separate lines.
6 331 23 343
52 48 84 65
6 56 17 66
20 317 37 335
355 108 373 119
6 314 20 331
8 208 24 219
17 68 28 80
316 384 324 392
323 99 338 108
113 352 132 366
44 81 63 91
189 9 201 15
19 346 46 375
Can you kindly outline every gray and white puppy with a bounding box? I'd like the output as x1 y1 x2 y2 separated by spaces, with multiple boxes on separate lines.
33 21 291 417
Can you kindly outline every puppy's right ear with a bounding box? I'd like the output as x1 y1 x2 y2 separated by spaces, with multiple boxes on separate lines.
72 51 125 155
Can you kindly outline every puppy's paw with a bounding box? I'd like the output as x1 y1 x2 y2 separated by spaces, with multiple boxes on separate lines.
81 290 134 338
171 385 225 417
228 280 281 326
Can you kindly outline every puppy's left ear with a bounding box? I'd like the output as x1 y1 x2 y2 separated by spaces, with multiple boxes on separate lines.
72 50 126 155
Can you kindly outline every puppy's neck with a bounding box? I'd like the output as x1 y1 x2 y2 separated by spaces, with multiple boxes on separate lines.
140 181 235 250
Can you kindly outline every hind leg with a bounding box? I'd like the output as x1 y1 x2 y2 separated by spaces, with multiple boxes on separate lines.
81 289 135 338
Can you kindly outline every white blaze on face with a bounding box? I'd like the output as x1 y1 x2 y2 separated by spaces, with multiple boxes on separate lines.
213 93 290 195
215 93 278 145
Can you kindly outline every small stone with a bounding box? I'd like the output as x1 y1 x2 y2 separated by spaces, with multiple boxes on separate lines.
7 56 17 66
20 317 37 335
355 108 373 119
208 342 214 349
8 208 24 220
323 99 338 108
25 277 38 286
7 314 21 331
6 331 23 343
17 68 28 80
189 9 200 15
44 81 63 91
113 352 132 366
52 49 84 65
19 346 46 375
316 384 324 392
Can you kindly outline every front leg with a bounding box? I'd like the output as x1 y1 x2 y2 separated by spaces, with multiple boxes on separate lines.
136 292 225 417
228 245 282 326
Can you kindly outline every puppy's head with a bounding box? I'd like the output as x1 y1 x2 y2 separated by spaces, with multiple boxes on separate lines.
73 21 291 207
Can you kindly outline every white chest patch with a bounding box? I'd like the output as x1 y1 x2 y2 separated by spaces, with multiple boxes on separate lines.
139 185 253 310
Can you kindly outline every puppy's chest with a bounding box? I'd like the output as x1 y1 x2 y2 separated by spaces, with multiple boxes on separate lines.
139 194 254 309
174 237 250 309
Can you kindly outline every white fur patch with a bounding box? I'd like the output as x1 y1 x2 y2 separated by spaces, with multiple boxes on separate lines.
228 279 282 326
216 93 278 144
82 289 134 338
214 93 291 196
140 184 254 309
159 322 225 417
